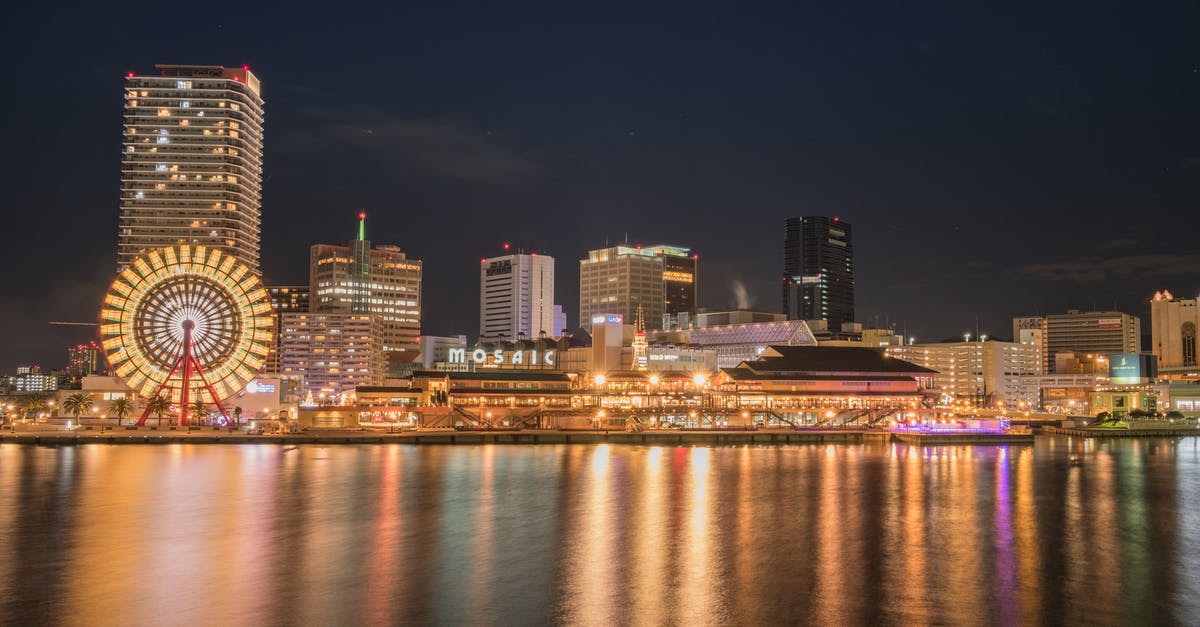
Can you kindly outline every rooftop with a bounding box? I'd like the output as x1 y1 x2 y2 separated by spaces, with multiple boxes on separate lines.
739 345 936 375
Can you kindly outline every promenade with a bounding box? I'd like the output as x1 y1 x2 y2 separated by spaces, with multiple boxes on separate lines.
0 425 1047 446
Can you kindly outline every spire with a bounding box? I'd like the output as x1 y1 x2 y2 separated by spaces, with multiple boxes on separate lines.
357 211 366 241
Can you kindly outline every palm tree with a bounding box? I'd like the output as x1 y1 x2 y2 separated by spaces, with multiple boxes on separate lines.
189 400 209 426
21 393 50 421
145 394 171 427
109 397 135 424
233 406 243 429
62 393 94 419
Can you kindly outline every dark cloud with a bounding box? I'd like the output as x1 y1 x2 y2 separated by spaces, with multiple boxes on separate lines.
278 105 544 185
1024 94 1064 117
1011 253 1200 283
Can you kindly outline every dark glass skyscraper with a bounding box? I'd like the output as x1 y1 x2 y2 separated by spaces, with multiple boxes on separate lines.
782 216 854 328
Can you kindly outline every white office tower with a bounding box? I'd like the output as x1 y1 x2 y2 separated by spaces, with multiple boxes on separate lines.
119 64 264 272
480 253 555 341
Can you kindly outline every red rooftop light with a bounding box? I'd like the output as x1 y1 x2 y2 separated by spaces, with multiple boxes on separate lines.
126 72 135 78
359 212 366 220
503 242 510 250
242 65 250 70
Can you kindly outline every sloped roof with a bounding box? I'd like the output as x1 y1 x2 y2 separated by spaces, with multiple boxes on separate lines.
740 345 937 375
685 320 817 346
719 370 919 382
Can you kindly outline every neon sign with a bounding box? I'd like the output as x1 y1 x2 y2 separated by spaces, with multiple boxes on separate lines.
448 348 556 366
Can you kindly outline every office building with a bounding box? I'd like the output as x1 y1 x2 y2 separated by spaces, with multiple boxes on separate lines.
553 305 567 336
419 335 468 369
782 216 854 328
578 244 697 333
310 214 422 357
1150 290 1200 379
480 252 555 341
119 64 264 271
278 313 385 400
263 285 310 374
1016 310 1141 372
647 245 697 323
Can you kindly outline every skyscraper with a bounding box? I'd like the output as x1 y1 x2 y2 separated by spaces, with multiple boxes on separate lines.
480 251 555 341
578 244 697 333
119 65 264 272
782 217 854 328
309 214 422 358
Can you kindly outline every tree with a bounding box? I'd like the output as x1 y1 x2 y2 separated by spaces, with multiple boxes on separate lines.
1129 408 1150 419
145 394 171 427
109 397 135 424
62 393 94 419
233 406 243 429
1167 410 1186 420
189 400 209 426
21 393 50 421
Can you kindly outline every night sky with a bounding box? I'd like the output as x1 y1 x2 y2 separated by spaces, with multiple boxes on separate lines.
2 2 1196 373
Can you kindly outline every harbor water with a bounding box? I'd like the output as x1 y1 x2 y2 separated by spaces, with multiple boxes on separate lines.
1 437 1198 625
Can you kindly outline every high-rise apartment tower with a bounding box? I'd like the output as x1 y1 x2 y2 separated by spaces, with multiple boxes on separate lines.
119 64 264 271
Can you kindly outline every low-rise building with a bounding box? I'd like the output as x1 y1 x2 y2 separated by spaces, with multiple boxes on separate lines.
890 340 1041 409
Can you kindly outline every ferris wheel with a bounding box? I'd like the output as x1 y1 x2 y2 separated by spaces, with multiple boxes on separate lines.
99 245 274 425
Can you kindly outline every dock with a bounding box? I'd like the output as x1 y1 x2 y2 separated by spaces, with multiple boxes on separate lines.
1041 425 1200 438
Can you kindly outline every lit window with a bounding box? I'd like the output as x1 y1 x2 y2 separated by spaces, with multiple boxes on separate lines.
176 80 192 90
134 191 145 199
181 100 190 108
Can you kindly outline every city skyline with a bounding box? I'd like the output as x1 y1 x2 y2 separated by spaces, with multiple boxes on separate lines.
3 2 1197 373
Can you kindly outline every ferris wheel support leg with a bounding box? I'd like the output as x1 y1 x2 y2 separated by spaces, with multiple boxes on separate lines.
135 356 184 426
179 323 195 427
190 355 231 423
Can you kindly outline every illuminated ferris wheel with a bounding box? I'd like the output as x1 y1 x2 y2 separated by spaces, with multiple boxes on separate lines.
99 245 274 425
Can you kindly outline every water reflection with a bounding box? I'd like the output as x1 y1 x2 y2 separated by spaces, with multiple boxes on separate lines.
1 438 1200 624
